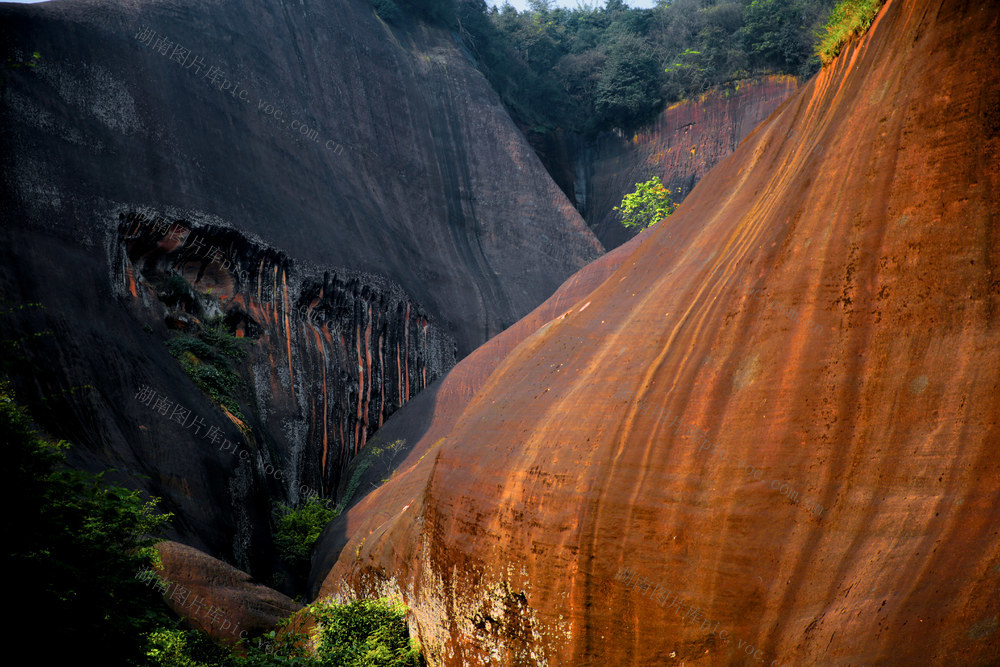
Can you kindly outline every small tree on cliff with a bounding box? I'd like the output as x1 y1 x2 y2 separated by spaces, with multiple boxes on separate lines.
614 175 677 230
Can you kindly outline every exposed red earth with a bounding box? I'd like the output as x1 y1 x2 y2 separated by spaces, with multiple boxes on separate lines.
314 0 1000 664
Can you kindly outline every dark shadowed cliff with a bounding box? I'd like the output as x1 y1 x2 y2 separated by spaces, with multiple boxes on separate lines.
314 0 1000 664
0 0 600 575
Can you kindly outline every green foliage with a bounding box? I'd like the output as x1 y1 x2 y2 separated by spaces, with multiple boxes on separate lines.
273 495 339 569
201 322 249 360
594 33 663 131
166 320 249 420
2 50 41 70
743 0 810 73
309 598 423 667
455 0 837 136
145 597 423 666
744 0 832 77
2 386 420 666
3 377 174 664
166 334 220 363
145 628 237 666
816 0 886 64
145 624 316 666
614 175 677 230
163 274 193 307
186 363 243 412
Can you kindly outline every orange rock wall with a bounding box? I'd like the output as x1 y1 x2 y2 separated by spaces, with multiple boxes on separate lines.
316 0 1000 664
569 76 799 249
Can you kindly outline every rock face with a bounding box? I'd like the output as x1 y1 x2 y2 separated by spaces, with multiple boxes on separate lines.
154 541 302 644
536 77 799 250
310 230 648 589
314 0 1000 664
114 211 456 499
0 0 600 573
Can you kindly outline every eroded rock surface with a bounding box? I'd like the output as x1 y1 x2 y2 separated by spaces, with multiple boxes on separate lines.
316 0 1000 663
154 540 302 644
0 0 600 572
536 76 799 250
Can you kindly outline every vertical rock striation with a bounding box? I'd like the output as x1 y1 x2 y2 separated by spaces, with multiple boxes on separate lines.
0 0 600 568
316 0 1000 664
114 211 456 499
537 77 799 250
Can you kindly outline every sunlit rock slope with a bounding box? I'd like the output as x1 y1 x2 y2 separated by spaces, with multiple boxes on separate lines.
314 0 1000 663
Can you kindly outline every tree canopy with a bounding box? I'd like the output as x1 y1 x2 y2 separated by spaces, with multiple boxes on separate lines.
372 0 838 135
614 175 677 230
4 376 173 664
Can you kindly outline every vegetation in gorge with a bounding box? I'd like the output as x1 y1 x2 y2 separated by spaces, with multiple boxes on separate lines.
143 599 422 665
615 175 678 229
142 598 423 666
4 375 423 664
336 437 408 515
816 0 887 64
309 597 424 667
374 0 838 134
4 376 174 663
142 599 425 667
2 50 41 70
273 495 340 572
166 315 250 420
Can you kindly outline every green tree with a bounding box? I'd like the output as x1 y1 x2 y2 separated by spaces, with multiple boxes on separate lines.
594 33 663 130
743 0 831 76
614 175 677 230
3 377 174 664
468 0 840 135
273 495 339 571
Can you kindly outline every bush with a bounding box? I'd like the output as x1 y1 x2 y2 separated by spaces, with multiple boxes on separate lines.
816 0 885 64
273 495 339 570
201 323 249 360
145 628 236 666
167 334 220 364
166 322 249 420
594 33 663 131
142 597 424 666
3 377 174 664
310 598 423 667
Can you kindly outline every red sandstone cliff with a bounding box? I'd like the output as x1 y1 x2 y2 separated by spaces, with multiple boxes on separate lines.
547 76 799 250
314 0 1000 664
